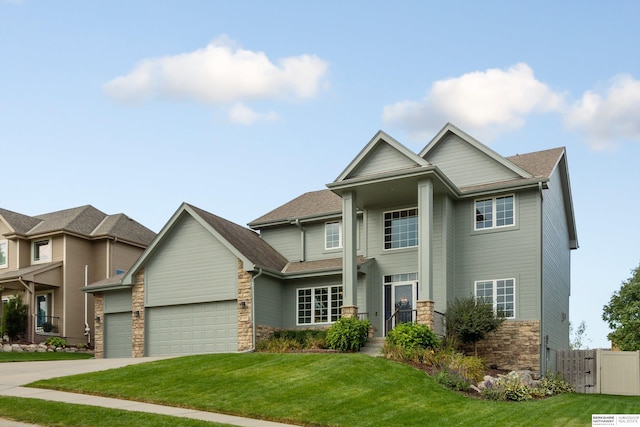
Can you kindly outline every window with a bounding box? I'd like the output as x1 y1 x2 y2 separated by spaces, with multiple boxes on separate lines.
475 278 515 318
297 285 343 325
475 195 514 230
325 221 342 250
33 239 51 263
0 240 7 268
384 208 418 249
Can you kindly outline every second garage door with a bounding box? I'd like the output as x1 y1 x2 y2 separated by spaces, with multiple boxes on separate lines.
104 312 133 358
145 301 237 356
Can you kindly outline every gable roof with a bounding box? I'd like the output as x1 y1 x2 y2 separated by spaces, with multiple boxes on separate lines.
122 203 288 285
420 123 533 180
507 147 565 178
0 205 155 247
249 189 342 228
334 130 430 183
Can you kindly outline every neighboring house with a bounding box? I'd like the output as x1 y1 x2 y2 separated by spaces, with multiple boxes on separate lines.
87 123 577 375
0 205 155 345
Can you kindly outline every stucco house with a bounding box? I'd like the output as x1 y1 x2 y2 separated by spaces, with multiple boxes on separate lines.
87 123 577 374
0 205 155 345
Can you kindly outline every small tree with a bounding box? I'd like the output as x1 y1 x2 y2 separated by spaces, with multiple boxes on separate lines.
602 264 640 351
445 296 505 355
569 320 591 350
3 295 28 341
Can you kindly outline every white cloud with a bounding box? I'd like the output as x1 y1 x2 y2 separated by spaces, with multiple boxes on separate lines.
383 63 565 141
103 35 328 121
227 103 278 125
565 74 640 150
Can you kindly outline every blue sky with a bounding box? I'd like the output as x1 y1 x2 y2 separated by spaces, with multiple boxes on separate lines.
1 1 638 348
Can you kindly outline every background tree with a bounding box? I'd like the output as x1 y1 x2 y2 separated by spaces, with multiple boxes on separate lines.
445 296 505 354
569 320 590 350
602 264 640 351
2 294 28 341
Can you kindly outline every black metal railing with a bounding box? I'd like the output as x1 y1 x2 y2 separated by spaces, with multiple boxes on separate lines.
385 308 417 333
36 315 60 334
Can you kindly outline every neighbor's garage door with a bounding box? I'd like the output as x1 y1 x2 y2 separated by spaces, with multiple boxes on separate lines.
104 312 133 358
145 301 237 356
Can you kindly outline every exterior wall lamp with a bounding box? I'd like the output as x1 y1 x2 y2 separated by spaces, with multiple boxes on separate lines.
95 316 101 322
239 301 247 309
133 310 140 318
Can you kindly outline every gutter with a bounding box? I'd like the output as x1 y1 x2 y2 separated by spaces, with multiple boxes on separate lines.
243 267 263 353
84 265 91 346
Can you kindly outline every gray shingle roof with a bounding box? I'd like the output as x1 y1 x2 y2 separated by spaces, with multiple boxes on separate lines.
188 204 288 272
507 147 564 178
249 189 342 227
283 256 369 274
0 205 155 246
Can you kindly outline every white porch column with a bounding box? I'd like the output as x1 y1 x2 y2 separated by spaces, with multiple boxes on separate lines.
342 191 358 311
417 179 433 300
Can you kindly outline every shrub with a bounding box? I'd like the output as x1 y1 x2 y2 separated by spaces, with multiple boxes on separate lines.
2 295 28 340
385 323 440 350
480 372 573 401
44 337 67 348
430 349 486 384
434 369 472 392
256 337 302 353
325 317 370 352
445 296 505 354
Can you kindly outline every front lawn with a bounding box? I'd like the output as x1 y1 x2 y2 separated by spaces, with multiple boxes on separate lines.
0 352 93 362
30 353 639 427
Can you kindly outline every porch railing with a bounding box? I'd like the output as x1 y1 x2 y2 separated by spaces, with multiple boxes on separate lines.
36 315 60 334
385 308 417 334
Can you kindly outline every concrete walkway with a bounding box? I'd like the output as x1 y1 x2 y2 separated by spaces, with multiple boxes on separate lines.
0 358 299 427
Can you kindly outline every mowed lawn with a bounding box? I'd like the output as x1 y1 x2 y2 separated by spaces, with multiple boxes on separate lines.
27 353 639 427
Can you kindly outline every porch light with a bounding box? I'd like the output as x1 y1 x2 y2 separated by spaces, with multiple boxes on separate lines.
95 316 101 322
133 310 140 317
239 301 247 309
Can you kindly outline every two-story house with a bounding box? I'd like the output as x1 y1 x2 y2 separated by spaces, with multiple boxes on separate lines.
0 205 155 345
87 123 577 374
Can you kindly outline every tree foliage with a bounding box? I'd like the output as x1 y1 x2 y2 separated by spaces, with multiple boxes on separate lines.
2 294 28 341
445 296 505 354
602 264 640 351
569 320 590 350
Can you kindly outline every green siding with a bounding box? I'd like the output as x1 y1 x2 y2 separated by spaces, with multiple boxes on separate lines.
261 225 301 261
254 275 284 328
425 134 520 187
145 214 237 307
452 191 540 320
542 167 571 373
350 142 417 178
103 289 132 314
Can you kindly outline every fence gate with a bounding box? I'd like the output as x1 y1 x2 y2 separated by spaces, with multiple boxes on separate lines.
556 350 597 393
598 350 640 396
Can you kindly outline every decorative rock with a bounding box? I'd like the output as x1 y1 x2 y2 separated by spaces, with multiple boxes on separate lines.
11 344 23 353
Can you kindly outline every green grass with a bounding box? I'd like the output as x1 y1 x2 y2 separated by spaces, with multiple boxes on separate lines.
29 353 640 427
0 352 93 362
0 396 230 426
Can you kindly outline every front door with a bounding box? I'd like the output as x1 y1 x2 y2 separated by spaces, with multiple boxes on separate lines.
384 281 417 334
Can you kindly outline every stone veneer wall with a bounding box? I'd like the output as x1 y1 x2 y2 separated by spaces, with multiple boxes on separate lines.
93 293 104 359
416 300 435 331
467 320 541 374
237 259 253 352
131 269 145 358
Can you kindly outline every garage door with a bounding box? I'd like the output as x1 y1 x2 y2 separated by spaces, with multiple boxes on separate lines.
104 312 133 358
145 301 237 356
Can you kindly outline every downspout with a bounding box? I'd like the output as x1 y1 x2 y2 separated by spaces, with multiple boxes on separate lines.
538 182 546 374
292 219 305 262
84 265 91 345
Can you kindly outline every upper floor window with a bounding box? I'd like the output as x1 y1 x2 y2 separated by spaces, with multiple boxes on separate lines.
384 208 418 250
0 240 7 268
325 221 342 250
475 195 514 230
475 278 515 318
297 285 343 325
33 239 51 263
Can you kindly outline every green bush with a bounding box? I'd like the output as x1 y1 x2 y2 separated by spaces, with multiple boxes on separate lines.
385 323 440 350
434 369 472 392
256 337 302 353
445 296 505 354
44 337 67 348
2 295 28 340
430 349 486 384
480 372 573 401
325 317 370 352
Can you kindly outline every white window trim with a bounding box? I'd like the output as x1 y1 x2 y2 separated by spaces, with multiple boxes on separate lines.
474 278 516 319
296 285 343 326
383 207 419 251
474 194 516 231
35 291 54 333
32 238 52 264
324 221 342 250
0 239 7 268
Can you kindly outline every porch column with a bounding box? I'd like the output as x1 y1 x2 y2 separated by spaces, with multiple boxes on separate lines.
341 191 358 317
417 179 434 327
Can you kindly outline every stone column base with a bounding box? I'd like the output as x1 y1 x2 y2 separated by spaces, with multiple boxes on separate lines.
341 305 358 319
416 300 435 330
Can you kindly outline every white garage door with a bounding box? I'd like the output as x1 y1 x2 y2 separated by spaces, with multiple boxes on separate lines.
145 301 237 356
104 312 133 358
